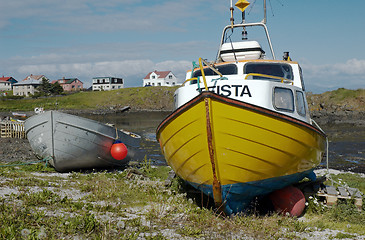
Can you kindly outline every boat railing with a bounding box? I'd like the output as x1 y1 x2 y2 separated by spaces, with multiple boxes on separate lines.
217 22 276 61
244 73 294 84
182 77 199 86
183 58 224 90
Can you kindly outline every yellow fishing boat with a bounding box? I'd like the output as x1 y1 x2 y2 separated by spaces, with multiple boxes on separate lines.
157 0 326 214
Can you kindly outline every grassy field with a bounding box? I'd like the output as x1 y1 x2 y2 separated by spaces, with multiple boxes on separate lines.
0 161 364 239
0 86 178 112
307 88 365 112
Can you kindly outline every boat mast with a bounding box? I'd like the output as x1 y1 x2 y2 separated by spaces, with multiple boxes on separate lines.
263 0 267 24
230 0 234 28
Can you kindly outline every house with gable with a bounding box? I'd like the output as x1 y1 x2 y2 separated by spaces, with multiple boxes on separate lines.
23 74 46 82
52 77 83 91
12 74 47 96
143 70 178 87
0 76 18 91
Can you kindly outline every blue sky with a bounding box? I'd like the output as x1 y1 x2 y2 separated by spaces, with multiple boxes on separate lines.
1 0 364 93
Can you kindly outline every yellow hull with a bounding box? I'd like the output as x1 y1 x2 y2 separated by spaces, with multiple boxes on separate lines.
157 92 326 189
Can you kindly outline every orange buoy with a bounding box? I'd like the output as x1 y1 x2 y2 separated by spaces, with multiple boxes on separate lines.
111 140 128 160
269 186 306 217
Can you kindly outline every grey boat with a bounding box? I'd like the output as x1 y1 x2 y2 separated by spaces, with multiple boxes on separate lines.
25 111 141 172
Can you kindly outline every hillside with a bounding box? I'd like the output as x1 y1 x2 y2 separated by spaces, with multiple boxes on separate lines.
0 86 179 113
307 88 365 112
307 88 365 125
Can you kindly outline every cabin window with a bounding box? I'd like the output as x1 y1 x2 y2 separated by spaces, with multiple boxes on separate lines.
296 91 306 116
245 63 293 81
192 64 237 78
191 64 237 84
273 87 294 112
299 66 306 91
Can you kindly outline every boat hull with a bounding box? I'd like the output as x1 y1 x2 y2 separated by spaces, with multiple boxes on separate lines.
25 111 141 172
157 92 326 214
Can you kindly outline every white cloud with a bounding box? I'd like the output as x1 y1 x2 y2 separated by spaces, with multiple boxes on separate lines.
303 59 365 77
301 58 365 92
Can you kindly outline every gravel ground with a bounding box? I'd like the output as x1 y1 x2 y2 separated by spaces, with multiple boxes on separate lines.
1 111 364 239
0 137 38 164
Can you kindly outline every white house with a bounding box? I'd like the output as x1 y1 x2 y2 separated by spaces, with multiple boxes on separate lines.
0 80 12 91
143 70 178 87
12 78 41 96
12 74 47 96
92 77 124 91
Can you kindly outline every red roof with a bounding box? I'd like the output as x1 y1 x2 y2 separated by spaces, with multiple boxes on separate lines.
0 76 11 81
143 70 171 79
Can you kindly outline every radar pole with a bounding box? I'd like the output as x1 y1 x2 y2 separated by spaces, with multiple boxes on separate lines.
263 0 267 24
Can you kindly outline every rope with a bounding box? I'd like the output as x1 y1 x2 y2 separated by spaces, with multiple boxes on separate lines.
191 61 202 92
0 156 52 168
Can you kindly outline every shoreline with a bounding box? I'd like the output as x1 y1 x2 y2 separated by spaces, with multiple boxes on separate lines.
1 108 364 125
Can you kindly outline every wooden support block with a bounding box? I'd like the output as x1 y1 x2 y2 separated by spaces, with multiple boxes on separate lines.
325 195 338 206
354 198 363 210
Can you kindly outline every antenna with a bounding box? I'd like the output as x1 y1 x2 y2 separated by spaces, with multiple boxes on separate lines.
263 0 267 24
230 0 234 28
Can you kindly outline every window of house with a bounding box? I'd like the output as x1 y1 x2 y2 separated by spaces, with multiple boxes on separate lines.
152 75 155 79
169 75 172 79
158 83 161 86
166 82 169 85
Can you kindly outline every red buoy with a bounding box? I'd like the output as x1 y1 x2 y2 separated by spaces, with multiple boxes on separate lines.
111 140 128 160
269 186 306 217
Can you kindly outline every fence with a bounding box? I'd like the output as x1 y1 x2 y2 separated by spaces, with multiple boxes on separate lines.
0 121 26 138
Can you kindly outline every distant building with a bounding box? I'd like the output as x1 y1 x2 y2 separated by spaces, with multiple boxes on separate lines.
12 74 48 96
0 76 18 91
23 74 46 82
143 70 178 87
13 79 41 96
52 77 83 91
92 77 124 91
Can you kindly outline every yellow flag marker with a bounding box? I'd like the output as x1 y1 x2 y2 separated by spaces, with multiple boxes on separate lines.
235 0 250 12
